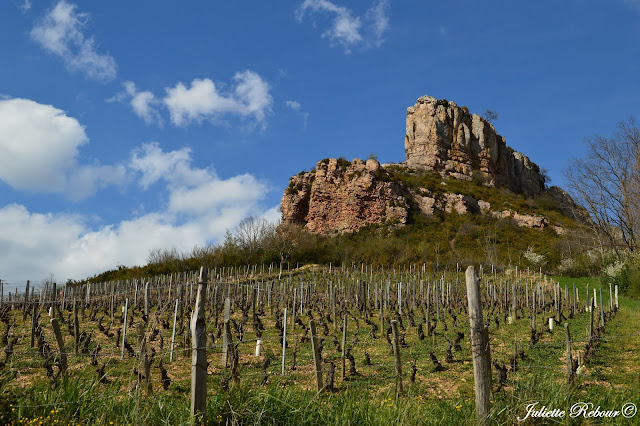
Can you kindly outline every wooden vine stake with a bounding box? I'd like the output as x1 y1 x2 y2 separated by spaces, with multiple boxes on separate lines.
190 266 208 422
50 317 67 382
341 314 347 379
465 265 491 425
391 320 403 397
121 298 129 359
144 281 150 317
281 308 287 375
73 300 79 354
138 323 151 395
564 323 574 385
222 297 231 366
30 298 38 348
309 319 324 392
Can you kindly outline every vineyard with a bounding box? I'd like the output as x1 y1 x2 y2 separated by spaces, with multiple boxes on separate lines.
0 264 638 425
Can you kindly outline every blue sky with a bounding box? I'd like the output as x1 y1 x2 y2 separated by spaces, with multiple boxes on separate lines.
1 0 639 284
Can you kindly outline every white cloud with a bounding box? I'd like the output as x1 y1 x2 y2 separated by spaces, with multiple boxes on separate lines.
0 144 271 282
19 0 32 12
164 78 236 126
168 174 267 216
366 0 390 46
285 100 309 130
107 82 163 125
296 0 362 52
260 205 282 225
130 142 269 216
129 142 210 190
163 71 272 126
285 100 302 110
113 71 272 127
0 204 86 280
296 0 390 53
123 82 162 125
66 164 127 201
30 1 117 82
0 98 125 200
0 98 86 192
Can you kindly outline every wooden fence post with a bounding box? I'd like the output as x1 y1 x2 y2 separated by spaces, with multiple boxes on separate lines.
121 298 129 359
391 320 403 397
531 291 537 333
142 335 151 394
144 281 150 317
282 308 287 375
73 300 79 354
589 297 594 339
190 267 208 422
110 284 115 320
310 320 324 392
30 298 38 348
341 314 347 379
50 317 67 382
51 282 57 319
222 297 231 366
466 265 491 425
565 323 574 385
511 280 516 321
24 281 30 315
332 288 337 332
379 291 385 338
599 287 605 326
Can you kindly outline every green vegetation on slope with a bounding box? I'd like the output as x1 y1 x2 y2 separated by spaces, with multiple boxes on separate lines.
83 168 581 285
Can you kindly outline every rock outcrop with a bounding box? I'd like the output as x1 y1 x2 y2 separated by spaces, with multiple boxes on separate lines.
281 158 557 234
281 158 408 234
281 95 570 235
405 96 545 196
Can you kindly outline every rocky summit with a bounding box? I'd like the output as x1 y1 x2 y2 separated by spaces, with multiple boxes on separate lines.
405 95 544 196
281 95 566 234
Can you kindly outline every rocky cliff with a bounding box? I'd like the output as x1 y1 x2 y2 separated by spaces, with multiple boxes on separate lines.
281 158 408 233
405 95 545 196
281 95 564 234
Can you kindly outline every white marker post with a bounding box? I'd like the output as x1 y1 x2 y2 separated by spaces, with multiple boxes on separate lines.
170 298 179 361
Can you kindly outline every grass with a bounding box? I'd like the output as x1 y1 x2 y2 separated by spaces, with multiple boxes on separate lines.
1 271 638 425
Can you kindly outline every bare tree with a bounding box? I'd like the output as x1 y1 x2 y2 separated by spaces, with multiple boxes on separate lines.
234 216 272 257
43 273 56 288
483 109 498 123
564 117 640 254
147 247 182 266
264 221 312 267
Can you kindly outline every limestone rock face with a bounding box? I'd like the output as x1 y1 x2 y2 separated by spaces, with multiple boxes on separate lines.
405 96 545 196
411 190 480 215
281 95 573 235
280 158 408 234
281 159 555 233
488 210 549 229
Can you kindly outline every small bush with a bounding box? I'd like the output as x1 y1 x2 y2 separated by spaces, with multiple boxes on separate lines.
471 169 486 186
337 156 351 169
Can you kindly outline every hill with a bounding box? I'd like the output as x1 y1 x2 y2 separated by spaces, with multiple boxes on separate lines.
279 95 585 271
